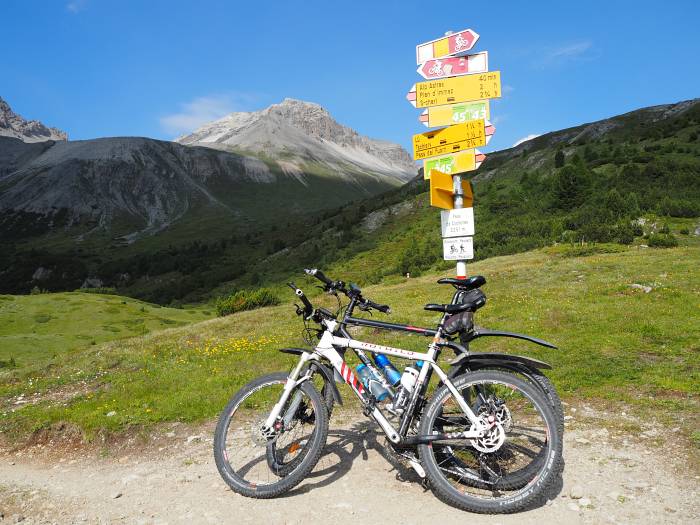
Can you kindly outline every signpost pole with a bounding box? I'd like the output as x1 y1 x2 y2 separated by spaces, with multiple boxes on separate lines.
452 173 467 279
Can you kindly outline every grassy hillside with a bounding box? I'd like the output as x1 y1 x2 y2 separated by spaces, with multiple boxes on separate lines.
214 98 700 294
0 292 212 369
3 99 698 305
1 235 697 460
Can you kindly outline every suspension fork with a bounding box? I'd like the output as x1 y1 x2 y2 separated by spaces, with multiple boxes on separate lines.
262 352 314 431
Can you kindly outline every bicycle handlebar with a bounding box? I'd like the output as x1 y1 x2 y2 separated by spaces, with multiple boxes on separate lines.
304 268 332 286
303 268 390 315
363 298 392 314
287 282 313 318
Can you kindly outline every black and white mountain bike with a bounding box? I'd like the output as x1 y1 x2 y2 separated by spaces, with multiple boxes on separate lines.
214 269 563 514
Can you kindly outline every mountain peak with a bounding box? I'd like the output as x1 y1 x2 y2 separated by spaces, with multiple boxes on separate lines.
176 98 415 179
0 96 68 143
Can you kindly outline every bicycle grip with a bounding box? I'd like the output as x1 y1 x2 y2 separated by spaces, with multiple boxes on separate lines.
304 268 332 285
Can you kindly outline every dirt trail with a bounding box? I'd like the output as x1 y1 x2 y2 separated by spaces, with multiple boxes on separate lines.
0 408 698 524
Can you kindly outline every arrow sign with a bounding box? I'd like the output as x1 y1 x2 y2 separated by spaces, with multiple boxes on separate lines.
423 150 486 179
406 71 502 108
430 169 457 210
429 169 474 210
416 29 479 65
413 119 486 160
417 52 488 80
419 100 490 128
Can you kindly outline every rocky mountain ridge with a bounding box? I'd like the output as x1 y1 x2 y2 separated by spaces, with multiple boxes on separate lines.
0 97 67 143
176 98 415 179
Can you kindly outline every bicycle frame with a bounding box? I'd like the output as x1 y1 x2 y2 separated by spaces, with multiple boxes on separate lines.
263 317 488 445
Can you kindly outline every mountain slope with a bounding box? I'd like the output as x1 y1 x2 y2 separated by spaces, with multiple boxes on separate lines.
215 97 700 291
177 98 415 182
0 99 416 243
2 98 698 303
0 97 67 143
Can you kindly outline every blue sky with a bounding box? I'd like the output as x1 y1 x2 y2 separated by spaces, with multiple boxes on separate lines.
2 0 699 153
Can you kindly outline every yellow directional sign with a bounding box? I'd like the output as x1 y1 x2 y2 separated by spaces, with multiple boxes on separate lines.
430 169 455 210
420 100 490 128
429 169 474 210
423 150 485 179
408 71 501 109
413 119 485 160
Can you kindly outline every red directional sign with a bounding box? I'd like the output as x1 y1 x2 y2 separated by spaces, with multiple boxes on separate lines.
416 29 480 65
417 52 488 80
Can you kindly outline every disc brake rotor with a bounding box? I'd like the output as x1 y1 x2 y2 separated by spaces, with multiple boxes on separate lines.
470 415 506 453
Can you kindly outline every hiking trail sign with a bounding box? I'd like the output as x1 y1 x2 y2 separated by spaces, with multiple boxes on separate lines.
408 28 500 278
406 71 501 109
419 100 490 128
443 236 474 260
423 150 486 179
412 119 486 160
416 29 479 64
441 208 475 238
417 52 488 80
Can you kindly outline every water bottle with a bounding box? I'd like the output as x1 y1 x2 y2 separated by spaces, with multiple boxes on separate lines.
356 364 390 401
388 365 422 415
373 354 402 386
400 366 420 393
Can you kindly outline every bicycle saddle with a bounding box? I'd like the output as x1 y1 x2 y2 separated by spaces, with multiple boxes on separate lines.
437 275 486 291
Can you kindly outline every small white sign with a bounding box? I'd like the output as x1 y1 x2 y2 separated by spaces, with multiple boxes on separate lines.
441 208 475 238
443 236 474 260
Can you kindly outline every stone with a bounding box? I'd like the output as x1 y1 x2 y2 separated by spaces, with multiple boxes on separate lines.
567 502 580 512
106 411 116 417
579 497 592 507
570 485 584 499
186 435 202 444
112 492 123 499
629 283 652 293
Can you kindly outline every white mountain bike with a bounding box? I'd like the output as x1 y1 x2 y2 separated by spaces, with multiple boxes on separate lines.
214 269 562 513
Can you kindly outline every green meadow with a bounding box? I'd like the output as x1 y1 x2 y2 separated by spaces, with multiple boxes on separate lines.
1 232 697 463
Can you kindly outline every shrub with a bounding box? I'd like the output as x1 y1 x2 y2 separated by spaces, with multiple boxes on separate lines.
680 228 690 235
647 233 679 248
215 288 280 317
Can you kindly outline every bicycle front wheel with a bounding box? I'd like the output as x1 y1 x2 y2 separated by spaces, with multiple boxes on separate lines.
419 370 561 514
213 372 329 498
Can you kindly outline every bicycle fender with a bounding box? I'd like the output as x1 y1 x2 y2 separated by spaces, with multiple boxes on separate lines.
313 363 343 406
449 352 552 371
468 328 558 349
279 347 309 356
277 348 343 406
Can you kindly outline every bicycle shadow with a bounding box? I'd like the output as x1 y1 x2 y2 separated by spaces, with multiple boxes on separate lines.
282 419 565 511
281 419 422 498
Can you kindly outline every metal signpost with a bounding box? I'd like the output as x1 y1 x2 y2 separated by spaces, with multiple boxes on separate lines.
408 28 500 279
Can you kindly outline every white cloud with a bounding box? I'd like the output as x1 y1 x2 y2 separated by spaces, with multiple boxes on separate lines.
160 95 239 136
535 40 594 68
512 134 541 148
547 41 592 60
66 0 88 13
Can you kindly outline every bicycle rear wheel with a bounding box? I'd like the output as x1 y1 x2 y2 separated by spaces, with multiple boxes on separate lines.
213 372 328 498
419 370 561 513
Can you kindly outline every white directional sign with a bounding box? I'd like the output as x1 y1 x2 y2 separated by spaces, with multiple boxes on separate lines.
443 236 474 260
441 208 475 238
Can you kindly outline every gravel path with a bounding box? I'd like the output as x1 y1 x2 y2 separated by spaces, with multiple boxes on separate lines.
0 407 698 524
